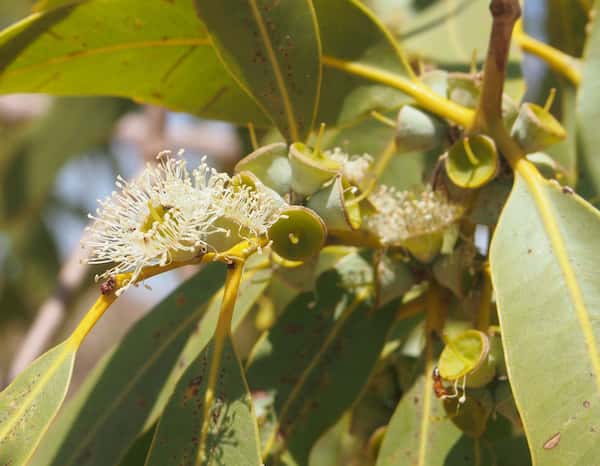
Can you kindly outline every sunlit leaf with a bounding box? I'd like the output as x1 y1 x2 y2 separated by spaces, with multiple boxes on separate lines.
194 0 321 141
0 340 75 466
0 0 269 126
490 168 600 465
577 0 600 203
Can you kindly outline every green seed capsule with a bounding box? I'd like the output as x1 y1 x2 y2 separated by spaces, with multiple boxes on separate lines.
438 329 495 384
268 206 326 261
445 135 498 189
511 102 567 153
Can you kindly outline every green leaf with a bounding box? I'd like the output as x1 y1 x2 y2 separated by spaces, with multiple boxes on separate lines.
31 264 271 466
146 334 261 466
375 373 462 466
194 0 321 142
399 0 491 64
0 340 75 466
490 169 600 465
315 0 411 127
577 2 600 203
248 254 412 466
0 0 269 126
117 425 156 466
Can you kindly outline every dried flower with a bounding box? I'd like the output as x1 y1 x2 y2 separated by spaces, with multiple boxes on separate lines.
324 147 373 186
83 151 285 293
368 185 463 246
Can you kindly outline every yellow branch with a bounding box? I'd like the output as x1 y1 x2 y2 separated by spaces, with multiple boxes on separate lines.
322 55 475 128
198 260 245 465
513 20 582 86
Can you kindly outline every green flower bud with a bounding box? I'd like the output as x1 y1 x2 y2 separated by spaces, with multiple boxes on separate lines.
234 142 291 195
396 104 449 154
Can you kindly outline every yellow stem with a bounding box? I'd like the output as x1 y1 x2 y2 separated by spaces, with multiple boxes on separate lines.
68 242 256 353
198 261 245 464
313 122 326 155
370 110 397 128
247 122 259 151
67 295 116 349
463 137 480 165
322 55 475 128
544 87 557 111
513 20 582 86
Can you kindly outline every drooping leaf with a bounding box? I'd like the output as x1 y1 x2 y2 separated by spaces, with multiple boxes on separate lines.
194 0 321 141
490 168 600 465
315 0 412 127
248 253 413 466
31 264 271 466
145 334 261 466
0 340 75 466
0 0 269 126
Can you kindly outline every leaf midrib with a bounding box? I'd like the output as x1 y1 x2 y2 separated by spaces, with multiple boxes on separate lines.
517 162 600 394
247 0 299 141
260 287 371 460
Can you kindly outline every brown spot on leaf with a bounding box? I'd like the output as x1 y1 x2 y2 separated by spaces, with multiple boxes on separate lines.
543 432 561 450
584 400 591 408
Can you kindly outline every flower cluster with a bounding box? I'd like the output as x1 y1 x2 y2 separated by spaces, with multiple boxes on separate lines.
83 151 285 293
368 185 463 245
324 147 373 186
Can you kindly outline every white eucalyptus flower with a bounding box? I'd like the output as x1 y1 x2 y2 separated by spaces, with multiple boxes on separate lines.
368 185 463 246
83 151 285 293
324 147 373 186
